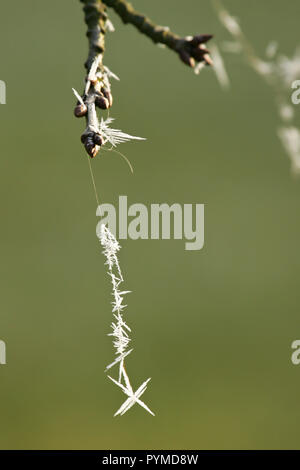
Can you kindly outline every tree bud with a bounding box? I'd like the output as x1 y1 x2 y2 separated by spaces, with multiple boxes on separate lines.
74 104 87 117
190 34 213 46
93 133 103 146
95 94 110 109
179 49 195 68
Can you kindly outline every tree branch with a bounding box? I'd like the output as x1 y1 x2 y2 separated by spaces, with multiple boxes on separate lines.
74 0 214 158
75 0 114 157
81 0 107 70
102 0 213 67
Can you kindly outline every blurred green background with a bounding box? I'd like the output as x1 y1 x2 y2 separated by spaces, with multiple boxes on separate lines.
0 0 300 450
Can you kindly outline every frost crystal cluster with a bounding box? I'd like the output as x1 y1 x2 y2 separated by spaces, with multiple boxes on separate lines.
98 224 154 417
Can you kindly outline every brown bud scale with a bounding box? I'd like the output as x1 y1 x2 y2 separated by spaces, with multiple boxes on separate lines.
93 133 103 146
95 94 110 110
74 104 87 118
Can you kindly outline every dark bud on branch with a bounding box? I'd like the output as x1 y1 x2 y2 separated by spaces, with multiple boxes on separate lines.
179 50 195 68
95 92 110 110
81 131 103 158
74 103 88 117
93 133 103 146
191 46 211 63
190 34 213 46
178 34 213 68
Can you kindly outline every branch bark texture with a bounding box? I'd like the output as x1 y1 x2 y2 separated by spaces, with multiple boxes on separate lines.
102 0 213 67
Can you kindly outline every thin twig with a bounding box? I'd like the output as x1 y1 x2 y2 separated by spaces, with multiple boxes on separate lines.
81 0 107 71
75 1 113 158
102 0 214 68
